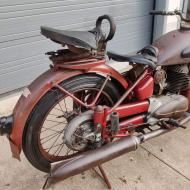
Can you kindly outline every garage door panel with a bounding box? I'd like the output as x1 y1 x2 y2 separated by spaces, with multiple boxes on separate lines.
0 39 60 64
0 0 146 9
0 64 48 94
1 0 144 19
0 15 152 63
109 32 152 53
0 0 153 38
0 0 154 94
0 56 47 74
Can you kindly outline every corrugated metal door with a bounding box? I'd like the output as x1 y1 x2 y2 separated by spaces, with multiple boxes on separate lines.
0 0 154 94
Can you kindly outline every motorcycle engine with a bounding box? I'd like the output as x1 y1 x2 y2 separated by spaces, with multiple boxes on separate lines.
126 64 190 119
154 64 190 94
149 65 190 119
148 94 188 119
165 64 190 93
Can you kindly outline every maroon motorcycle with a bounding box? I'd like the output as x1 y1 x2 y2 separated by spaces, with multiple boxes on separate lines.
1 10 190 188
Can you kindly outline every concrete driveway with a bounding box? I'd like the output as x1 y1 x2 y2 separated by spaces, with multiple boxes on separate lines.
0 92 190 190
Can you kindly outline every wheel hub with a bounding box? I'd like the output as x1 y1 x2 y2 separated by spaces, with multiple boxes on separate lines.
64 111 100 151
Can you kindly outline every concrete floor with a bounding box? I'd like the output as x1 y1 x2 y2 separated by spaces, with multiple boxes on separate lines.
0 92 190 190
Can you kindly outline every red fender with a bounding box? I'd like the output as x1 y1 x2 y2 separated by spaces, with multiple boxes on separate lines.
88 64 128 89
9 63 128 159
9 69 83 159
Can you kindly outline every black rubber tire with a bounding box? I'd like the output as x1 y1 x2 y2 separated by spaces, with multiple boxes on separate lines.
22 74 120 173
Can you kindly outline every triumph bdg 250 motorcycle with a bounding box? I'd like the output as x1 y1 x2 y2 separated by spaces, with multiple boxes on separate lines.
1 10 190 188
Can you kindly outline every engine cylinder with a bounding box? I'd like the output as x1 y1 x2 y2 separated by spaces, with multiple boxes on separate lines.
166 65 190 93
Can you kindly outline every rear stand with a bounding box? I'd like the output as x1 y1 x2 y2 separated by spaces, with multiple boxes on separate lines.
42 165 112 190
92 165 112 189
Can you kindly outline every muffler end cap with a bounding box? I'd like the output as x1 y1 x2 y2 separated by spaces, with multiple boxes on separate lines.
0 115 13 136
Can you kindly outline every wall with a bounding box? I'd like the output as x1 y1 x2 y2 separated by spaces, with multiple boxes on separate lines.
153 0 184 40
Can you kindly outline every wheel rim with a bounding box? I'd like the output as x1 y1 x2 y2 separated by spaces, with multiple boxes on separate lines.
38 88 114 162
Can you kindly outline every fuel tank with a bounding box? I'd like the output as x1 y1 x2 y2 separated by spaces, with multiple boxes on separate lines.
153 29 190 66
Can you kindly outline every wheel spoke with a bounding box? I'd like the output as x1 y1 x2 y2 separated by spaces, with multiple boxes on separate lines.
44 143 64 151
45 119 66 124
49 113 63 117
54 143 65 156
41 122 67 133
47 130 64 153
53 107 63 112
63 98 69 113
41 127 64 134
38 88 113 160
41 132 61 144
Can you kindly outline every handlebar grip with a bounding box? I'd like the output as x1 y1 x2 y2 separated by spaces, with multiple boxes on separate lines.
150 10 165 15
96 15 116 42
150 10 176 16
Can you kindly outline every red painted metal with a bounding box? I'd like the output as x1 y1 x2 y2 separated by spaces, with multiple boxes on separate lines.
88 64 128 89
113 101 149 118
10 69 83 158
98 101 148 140
112 134 128 138
9 60 128 158
112 115 145 138
56 59 129 89
93 106 105 129
119 115 145 129
109 69 149 113
102 107 110 139
134 75 154 100
55 59 105 70
54 75 110 108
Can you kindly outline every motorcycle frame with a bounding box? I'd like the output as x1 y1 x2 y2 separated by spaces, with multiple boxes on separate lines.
9 27 190 159
53 68 151 139
9 59 129 159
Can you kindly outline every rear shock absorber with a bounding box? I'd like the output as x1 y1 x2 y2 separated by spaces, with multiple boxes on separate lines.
0 115 13 136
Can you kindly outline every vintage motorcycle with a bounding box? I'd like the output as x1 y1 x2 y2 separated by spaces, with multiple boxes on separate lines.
1 10 190 187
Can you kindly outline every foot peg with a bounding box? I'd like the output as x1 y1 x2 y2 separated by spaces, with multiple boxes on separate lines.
168 119 187 129
160 118 187 129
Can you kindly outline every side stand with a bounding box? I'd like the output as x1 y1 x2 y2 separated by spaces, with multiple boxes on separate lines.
92 165 112 189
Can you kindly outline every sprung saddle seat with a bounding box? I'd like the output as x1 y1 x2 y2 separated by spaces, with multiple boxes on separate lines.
41 15 116 53
107 45 158 69
41 26 102 51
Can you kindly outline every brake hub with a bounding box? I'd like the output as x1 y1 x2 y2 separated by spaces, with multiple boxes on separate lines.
64 111 101 151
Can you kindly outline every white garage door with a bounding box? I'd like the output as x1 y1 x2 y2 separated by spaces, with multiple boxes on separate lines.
0 0 155 94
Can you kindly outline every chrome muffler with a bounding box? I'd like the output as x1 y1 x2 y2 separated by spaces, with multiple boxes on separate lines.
46 113 190 187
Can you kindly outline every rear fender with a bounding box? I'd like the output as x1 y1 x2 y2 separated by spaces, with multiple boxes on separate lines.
88 64 128 89
10 69 83 159
10 65 128 159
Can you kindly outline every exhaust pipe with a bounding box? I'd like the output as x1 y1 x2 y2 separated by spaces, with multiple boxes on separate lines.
47 113 190 185
50 135 139 183
0 115 13 136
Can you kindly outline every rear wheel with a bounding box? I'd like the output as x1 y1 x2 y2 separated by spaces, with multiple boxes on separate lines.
22 74 120 172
